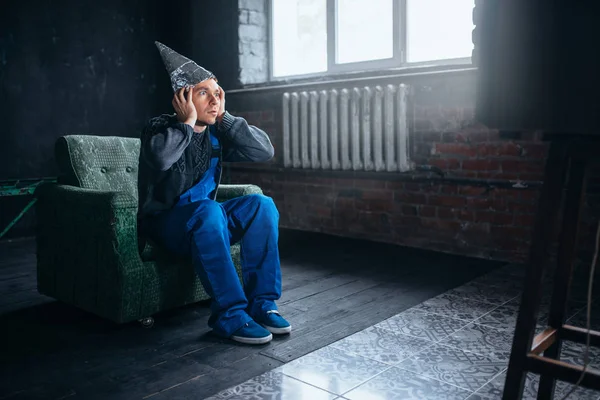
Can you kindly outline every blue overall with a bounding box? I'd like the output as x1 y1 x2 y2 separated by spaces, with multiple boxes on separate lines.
143 127 281 337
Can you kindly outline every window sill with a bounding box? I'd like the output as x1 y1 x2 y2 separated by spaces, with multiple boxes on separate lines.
228 63 477 94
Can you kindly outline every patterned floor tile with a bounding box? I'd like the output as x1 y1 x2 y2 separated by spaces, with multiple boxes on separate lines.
205 370 337 400
343 367 471 400
471 370 600 400
506 293 586 321
374 308 469 342
559 340 600 371
555 379 600 400
566 310 600 332
439 323 514 361
475 302 548 332
469 372 538 399
396 343 506 392
411 293 500 322
329 326 433 365
444 281 520 306
275 346 389 395
474 373 600 400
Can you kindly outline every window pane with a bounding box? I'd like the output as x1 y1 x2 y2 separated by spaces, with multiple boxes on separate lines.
406 0 475 63
272 0 327 77
336 0 394 64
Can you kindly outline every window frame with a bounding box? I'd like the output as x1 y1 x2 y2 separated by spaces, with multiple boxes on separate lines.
268 0 473 82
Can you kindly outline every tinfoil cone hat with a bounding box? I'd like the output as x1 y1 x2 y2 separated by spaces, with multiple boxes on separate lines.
155 41 215 92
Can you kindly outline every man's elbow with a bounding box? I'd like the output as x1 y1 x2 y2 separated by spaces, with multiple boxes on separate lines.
264 145 275 162
256 145 274 162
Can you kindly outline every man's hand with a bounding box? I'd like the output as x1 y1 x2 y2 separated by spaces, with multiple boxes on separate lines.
217 85 226 123
172 86 197 127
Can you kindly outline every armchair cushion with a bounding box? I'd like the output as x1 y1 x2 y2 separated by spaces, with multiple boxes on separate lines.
55 135 140 199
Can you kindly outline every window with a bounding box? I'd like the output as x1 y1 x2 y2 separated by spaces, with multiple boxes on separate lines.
270 0 475 79
271 0 328 77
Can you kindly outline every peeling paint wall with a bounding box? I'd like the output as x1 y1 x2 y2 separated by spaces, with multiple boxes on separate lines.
0 0 194 237
0 0 192 181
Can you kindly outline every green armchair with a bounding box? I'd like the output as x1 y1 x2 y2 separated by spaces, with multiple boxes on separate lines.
34 134 262 325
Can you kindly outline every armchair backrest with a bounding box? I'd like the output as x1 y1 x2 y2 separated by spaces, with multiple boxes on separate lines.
55 135 140 200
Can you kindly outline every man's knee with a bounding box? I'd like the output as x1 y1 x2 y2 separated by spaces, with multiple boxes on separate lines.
188 200 227 232
247 194 279 220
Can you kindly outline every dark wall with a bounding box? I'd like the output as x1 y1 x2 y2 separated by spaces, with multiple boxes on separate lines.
0 0 242 181
475 0 600 135
0 0 193 181
189 1 241 90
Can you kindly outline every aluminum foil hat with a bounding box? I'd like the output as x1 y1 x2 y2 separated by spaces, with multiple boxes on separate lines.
155 41 215 92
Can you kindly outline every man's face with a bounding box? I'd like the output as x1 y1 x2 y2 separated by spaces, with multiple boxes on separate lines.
191 78 221 126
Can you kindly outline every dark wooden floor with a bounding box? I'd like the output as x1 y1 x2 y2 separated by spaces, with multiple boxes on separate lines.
0 229 505 400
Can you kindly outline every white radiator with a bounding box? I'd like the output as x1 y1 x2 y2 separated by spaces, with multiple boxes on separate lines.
282 84 412 172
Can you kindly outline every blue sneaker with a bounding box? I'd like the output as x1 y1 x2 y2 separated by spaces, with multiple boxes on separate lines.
230 320 272 345
256 310 292 335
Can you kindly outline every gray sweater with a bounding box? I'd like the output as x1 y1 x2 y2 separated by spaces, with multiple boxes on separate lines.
137 111 274 218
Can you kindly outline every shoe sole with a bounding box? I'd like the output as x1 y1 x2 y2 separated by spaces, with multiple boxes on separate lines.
230 333 273 345
262 324 292 335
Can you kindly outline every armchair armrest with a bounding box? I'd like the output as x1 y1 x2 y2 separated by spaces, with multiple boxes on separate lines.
216 184 263 202
34 183 145 323
35 183 138 240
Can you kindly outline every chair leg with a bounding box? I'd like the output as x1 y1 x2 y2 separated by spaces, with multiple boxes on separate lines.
537 157 588 399
502 141 571 400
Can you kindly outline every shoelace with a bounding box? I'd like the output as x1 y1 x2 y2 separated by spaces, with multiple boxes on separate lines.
240 311 281 328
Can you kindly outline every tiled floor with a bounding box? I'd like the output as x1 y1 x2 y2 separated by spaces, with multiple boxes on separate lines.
206 264 600 400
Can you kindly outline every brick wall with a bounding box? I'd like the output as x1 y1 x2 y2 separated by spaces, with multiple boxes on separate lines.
228 0 600 266
224 71 599 264
237 0 268 85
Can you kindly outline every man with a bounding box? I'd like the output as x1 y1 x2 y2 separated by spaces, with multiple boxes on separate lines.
137 41 290 345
